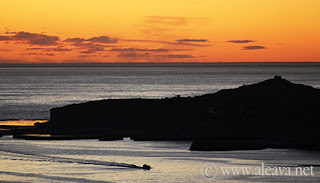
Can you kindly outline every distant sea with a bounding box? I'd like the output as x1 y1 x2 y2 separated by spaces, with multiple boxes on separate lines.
1 62 320 120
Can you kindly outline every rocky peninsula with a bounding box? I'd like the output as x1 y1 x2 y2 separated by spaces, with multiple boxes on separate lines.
2 76 320 151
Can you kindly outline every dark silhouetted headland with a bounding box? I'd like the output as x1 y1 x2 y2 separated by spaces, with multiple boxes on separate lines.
3 76 320 151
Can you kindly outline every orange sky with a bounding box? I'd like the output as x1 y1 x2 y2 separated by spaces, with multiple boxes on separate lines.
0 0 320 63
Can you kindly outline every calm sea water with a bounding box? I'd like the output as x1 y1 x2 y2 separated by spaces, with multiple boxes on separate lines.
1 63 320 182
1 63 320 120
0 137 319 182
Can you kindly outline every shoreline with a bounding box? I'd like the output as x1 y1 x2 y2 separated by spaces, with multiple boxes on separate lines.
0 120 47 126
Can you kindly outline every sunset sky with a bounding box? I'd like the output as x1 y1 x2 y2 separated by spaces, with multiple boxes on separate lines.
1 0 320 63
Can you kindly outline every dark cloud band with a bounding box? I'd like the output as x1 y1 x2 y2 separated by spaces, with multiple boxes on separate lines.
112 48 169 52
242 46 266 50
227 40 255 43
176 39 207 43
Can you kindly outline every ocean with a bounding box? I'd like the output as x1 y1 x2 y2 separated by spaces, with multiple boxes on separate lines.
1 137 319 182
1 63 320 120
1 63 320 182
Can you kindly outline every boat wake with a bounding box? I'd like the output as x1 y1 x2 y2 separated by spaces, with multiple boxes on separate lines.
0 149 145 170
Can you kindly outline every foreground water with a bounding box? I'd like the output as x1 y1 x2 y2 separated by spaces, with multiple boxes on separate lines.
1 63 320 120
0 137 319 182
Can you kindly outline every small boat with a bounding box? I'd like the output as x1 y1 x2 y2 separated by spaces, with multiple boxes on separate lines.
142 164 151 170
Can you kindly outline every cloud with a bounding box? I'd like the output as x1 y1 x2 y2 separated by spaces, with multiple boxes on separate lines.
117 52 194 59
0 36 12 40
111 48 169 52
26 48 45 50
64 37 86 43
26 47 71 52
227 40 255 44
66 36 117 53
46 47 72 52
4 31 17 34
86 36 118 43
72 42 105 53
0 48 13 52
22 52 55 56
79 55 97 58
164 54 194 58
242 46 266 50
65 36 118 44
29 35 59 45
80 50 95 54
12 31 38 39
1 31 59 46
12 31 59 45
123 39 210 47
117 52 149 58
176 39 207 43
145 16 186 26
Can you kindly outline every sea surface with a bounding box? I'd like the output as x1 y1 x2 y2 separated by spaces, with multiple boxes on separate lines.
1 63 320 182
1 63 320 120
1 137 320 182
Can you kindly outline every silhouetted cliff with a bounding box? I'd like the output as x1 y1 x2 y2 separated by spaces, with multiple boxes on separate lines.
44 76 320 150
196 75 319 134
